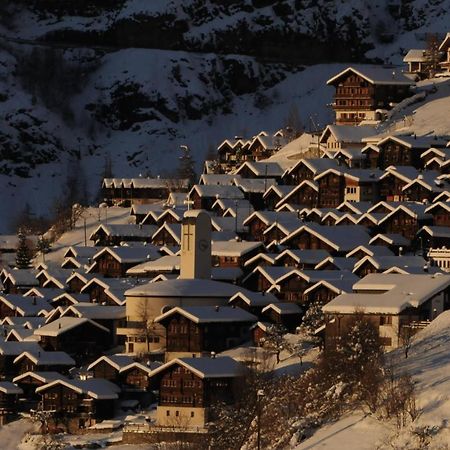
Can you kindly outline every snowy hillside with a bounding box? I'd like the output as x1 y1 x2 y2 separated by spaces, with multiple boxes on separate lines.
297 311 450 449
1 0 450 231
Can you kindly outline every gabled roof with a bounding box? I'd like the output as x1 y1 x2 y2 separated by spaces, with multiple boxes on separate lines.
261 303 302 315
233 178 277 194
418 226 450 239
14 350 75 366
315 256 357 271
155 306 257 325
13 371 65 384
228 291 278 307
242 210 297 227
438 32 450 52
61 304 125 320
36 378 120 400
0 381 23 395
327 66 415 86
4 269 38 287
87 354 135 372
303 278 355 296
376 135 447 150
275 248 331 265
151 223 181 245
126 255 180 275
324 273 450 314
369 233 410 246
403 49 427 63
346 244 394 258
0 295 52 317
149 356 245 379
190 184 244 199
353 255 427 273
92 246 159 264
89 224 156 241
211 241 263 257
320 124 377 144
234 161 284 177
281 224 370 252
34 317 109 337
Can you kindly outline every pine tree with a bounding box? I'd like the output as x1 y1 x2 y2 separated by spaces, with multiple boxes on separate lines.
178 145 197 186
36 236 51 262
15 229 32 269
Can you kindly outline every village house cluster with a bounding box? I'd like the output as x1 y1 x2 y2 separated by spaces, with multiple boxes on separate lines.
1 54 450 443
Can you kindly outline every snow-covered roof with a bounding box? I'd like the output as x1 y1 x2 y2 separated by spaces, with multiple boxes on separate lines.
190 184 244 199
125 278 249 298
234 161 284 177
61 304 125 320
228 290 278 307
324 273 450 314
199 174 240 185
0 295 52 317
92 246 160 264
0 381 23 395
0 341 42 356
13 371 65 384
438 32 450 52
403 49 427 63
36 378 120 400
353 255 428 273
320 124 377 144
149 356 245 379
87 354 135 372
126 255 180 275
327 66 415 86
33 317 109 337
369 233 410 246
418 226 450 239
262 303 302 315
89 224 156 240
281 224 370 252
5 269 38 287
155 305 257 324
14 350 75 366
346 245 394 258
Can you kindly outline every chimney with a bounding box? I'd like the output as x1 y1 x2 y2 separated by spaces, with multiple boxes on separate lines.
58 323 62 329
210 351 216 359
215 306 219 312
32 296 36 305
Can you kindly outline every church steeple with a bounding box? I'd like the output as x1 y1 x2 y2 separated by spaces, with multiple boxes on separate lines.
180 210 211 279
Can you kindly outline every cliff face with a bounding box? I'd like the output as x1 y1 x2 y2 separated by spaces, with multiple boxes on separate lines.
0 0 448 231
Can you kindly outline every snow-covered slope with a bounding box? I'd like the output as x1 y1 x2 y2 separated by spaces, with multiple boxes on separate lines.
296 311 450 449
1 0 450 232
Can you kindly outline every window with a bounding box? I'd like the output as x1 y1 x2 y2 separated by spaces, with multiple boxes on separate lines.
176 411 179 417
380 316 392 325
166 410 170 417
191 411 195 418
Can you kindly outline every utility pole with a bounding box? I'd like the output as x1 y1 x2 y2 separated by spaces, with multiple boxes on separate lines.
257 389 264 450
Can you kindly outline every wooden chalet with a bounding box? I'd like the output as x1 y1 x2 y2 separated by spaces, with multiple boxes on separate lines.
280 224 370 256
151 223 181 247
315 169 345 208
89 246 159 278
89 224 156 247
149 356 245 429
242 211 297 242
261 303 302 332
438 33 450 73
189 185 244 210
0 382 23 425
277 180 319 209
0 295 52 320
33 317 110 365
228 291 278 317
2 270 38 295
426 202 450 226
0 342 42 380
323 273 450 350
87 354 135 383
102 177 189 207
36 378 120 432
14 351 75 376
263 185 295 210
155 306 257 360
275 248 330 268
376 135 447 169
319 124 377 153
379 204 433 241
343 169 382 203
211 240 263 269
282 158 340 185
130 204 164 225
327 66 414 125
234 161 284 180
379 166 420 201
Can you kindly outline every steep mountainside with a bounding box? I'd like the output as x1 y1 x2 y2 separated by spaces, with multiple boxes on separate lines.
0 0 450 231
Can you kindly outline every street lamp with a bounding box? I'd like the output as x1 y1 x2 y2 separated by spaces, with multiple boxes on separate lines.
256 389 265 450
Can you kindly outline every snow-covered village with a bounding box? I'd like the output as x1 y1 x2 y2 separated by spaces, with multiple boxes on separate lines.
4 1 450 449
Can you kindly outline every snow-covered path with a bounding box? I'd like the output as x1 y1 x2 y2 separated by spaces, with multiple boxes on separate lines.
0 419 37 450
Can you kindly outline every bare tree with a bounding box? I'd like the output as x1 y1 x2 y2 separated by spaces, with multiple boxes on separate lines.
136 300 163 354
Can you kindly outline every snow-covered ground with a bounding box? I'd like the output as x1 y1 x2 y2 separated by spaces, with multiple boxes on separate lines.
296 311 450 449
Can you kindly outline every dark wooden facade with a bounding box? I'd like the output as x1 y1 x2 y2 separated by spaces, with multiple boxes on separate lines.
316 172 345 208
160 313 253 354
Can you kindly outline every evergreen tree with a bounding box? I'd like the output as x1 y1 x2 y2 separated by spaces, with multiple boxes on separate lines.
16 229 32 269
36 236 51 262
178 145 197 186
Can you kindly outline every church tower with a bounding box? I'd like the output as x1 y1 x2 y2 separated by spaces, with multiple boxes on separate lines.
180 210 211 279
